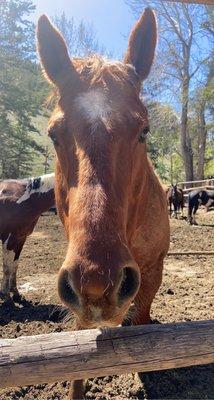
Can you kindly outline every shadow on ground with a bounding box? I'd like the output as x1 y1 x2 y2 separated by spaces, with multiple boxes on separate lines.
0 298 65 326
139 364 214 399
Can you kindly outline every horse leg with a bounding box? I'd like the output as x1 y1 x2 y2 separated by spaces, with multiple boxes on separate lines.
192 204 199 225
69 321 85 400
169 201 172 218
131 258 163 325
180 201 184 218
69 380 85 400
188 203 193 224
9 237 26 300
205 198 213 212
173 202 177 219
1 234 26 301
1 235 18 300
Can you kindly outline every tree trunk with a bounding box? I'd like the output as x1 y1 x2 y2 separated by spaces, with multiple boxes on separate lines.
180 77 194 181
196 101 207 180
44 146 50 174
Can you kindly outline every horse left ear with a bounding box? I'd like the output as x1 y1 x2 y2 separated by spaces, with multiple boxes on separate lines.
124 8 157 81
37 15 78 87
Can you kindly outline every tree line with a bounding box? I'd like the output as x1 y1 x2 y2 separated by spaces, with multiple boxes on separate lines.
0 0 105 178
0 0 213 182
127 0 214 182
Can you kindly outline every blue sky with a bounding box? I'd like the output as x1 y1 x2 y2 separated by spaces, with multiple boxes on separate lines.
33 0 136 58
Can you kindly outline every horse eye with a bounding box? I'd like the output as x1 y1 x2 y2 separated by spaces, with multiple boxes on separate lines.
49 132 59 146
139 126 150 143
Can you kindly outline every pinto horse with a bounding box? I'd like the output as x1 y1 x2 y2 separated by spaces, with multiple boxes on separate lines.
167 184 184 218
37 9 170 399
0 173 55 300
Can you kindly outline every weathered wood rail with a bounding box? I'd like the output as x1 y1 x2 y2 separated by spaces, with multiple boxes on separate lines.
0 320 213 389
182 186 214 194
178 179 214 190
165 0 214 4
167 251 214 256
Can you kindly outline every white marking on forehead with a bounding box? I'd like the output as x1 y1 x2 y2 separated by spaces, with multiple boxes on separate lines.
17 173 55 204
76 89 111 122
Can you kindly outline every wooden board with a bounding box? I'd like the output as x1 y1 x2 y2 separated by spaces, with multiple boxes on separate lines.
182 186 214 193
164 0 214 5
167 251 214 255
0 320 213 389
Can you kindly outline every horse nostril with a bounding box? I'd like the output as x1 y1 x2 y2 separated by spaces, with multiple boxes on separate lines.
118 267 140 303
58 269 79 307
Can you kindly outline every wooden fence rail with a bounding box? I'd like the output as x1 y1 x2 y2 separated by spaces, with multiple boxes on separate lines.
164 0 214 4
182 186 214 194
167 251 214 255
0 320 213 389
178 179 214 190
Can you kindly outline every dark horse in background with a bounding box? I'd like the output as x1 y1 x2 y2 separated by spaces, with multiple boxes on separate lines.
188 189 214 225
0 173 55 300
166 184 184 218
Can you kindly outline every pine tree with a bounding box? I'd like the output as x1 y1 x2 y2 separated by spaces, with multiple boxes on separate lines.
0 0 46 178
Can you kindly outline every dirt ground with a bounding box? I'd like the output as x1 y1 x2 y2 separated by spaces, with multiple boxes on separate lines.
0 208 213 399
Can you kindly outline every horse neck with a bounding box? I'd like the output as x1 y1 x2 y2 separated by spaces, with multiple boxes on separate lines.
126 151 153 234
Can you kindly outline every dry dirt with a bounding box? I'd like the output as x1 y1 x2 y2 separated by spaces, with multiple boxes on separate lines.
0 208 213 399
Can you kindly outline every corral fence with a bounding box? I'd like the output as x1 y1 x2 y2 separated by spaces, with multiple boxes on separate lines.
0 320 213 389
175 179 214 204
177 179 214 190
165 0 214 3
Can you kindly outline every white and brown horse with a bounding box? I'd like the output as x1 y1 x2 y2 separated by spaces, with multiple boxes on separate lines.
37 8 170 399
0 173 55 300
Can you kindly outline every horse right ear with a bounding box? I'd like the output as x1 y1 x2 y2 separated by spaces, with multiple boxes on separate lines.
124 8 157 81
37 15 76 87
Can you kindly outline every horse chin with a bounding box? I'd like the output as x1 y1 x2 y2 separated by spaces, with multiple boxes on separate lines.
76 316 123 330
68 299 133 329
74 311 125 330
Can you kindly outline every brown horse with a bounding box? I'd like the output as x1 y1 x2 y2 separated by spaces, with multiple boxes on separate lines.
0 173 55 300
37 8 170 398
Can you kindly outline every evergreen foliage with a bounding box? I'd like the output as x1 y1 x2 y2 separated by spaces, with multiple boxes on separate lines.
0 0 47 178
0 1 213 182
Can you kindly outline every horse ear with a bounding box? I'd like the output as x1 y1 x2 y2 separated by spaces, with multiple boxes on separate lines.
37 15 77 87
124 8 157 80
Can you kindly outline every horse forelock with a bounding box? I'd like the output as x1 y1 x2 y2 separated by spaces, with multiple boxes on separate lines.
72 56 140 88
49 57 140 103
50 56 146 138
